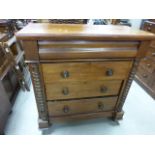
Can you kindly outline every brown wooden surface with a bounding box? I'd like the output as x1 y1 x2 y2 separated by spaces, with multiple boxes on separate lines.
29 64 48 121
39 58 134 63
48 96 117 116
41 61 132 83
16 23 155 41
0 33 7 40
145 47 155 58
39 47 138 60
135 76 155 99
139 57 155 74
22 41 39 61
0 80 11 134
136 65 152 87
17 23 155 128
45 80 122 100
150 41 155 48
39 40 139 59
136 41 151 58
38 40 139 48
113 111 124 120
49 111 114 123
135 20 155 99
0 34 11 78
143 21 155 33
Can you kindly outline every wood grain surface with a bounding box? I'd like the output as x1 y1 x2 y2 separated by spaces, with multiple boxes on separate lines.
41 61 133 82
45 80 122 100
16 23 155 41
48 96 117 116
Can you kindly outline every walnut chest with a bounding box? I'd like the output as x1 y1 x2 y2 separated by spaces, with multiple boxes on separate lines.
16 23 155 128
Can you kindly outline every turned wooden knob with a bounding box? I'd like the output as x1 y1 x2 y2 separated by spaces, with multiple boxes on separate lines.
98 102 104 110
62 87 69 95
100 86 108 93
61 70 69 78
106 69 113 76
63 105 69 113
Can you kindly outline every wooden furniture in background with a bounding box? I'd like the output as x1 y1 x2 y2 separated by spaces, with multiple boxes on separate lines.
0 80 11 134
0 20 15 38
0 34 18 134
0 35 31 91
135 20 155 99
0 32 31 134
0 33 19 100
16 23 155 128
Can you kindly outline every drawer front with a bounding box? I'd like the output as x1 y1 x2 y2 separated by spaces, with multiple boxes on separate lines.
136 65 152 86
42 61 132 83
47 96 117 116
140 58 155 74
38 41 139 60
45 80 122 100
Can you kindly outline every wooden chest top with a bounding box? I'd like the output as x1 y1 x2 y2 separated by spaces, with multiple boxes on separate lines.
16 23 155 41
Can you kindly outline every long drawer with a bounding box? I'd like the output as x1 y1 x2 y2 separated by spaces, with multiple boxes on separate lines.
47 96 118 116
45 80 122 100
38 41 139 60
41 61 132 83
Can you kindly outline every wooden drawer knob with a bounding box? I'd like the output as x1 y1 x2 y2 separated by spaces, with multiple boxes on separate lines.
106 69 113 76
98 102 104 110
62 87 69 95
61 70 69 78
63 105 69 113
100 86 108 93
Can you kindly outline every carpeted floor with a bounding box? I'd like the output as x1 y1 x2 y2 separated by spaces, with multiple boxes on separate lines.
5 80 155 135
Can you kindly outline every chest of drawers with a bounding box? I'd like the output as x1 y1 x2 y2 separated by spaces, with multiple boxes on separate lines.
16 23 155 128
135 21 155 99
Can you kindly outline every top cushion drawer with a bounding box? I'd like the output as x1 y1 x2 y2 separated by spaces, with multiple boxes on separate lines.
38 41 139 59
41 61 133 83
